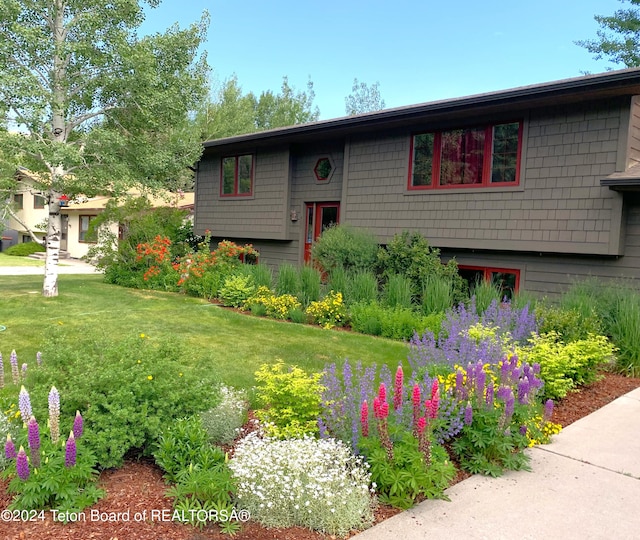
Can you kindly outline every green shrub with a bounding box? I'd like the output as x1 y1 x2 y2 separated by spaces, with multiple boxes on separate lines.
218 274 255 307
536 304 601 342
298 264 322 306
200 385 248 445
347 270 379 305
289 307 307 324
422 275 453 314
311 224 379 273
609 294 640 376
245 286 301 319
349 301 443 340
327 266 348 297
254 361 323 438
305 290 347 329
230 434 375 536
3 242 45 257
276 263 300 296
520 332 617 400
472 280 502 314
26 329 221 469
382 274 414 308
243 263 273 289
349 301 383 336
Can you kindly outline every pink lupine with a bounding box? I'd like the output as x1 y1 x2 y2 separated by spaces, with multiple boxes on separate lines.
360 400 369 437
412 384 421 433
379 401 389 419
378 382 387 403
373 396 381 419
416 416 427 435
393 366 404 411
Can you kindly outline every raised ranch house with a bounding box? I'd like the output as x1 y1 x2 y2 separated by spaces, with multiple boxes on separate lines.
194 68 640 296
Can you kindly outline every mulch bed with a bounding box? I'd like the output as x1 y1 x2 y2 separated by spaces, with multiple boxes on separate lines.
1 371 638 540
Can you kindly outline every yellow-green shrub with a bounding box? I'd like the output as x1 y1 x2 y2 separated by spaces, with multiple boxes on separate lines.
245 286 301 319
305 290 346 329
254 361 323 438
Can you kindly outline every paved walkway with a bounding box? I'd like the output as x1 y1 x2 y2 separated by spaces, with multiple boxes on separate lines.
0 258 101 275
353 387 640 540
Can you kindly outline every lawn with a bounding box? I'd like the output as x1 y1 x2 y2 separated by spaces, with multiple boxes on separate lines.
0 253 43 266
0 275 409 389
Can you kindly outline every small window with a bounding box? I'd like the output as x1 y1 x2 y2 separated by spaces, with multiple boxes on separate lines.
79 215 96 243
458 265 520 300
314 157 333 182
13 194 23 209
221 154 253 196
34 195 46 209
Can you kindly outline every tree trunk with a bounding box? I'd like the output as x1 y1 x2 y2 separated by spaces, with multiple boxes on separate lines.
42 187 63 298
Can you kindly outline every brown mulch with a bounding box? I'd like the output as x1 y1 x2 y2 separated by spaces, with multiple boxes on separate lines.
1 372 638 540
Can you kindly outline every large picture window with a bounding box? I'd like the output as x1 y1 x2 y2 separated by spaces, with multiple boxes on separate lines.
410 122 522 189
221 154 253 197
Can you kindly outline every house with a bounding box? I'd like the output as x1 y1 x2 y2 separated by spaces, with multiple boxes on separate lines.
6 170 194 259
194 68 640 296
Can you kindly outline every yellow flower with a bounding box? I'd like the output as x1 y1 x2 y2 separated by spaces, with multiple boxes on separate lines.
137 360 141 364
147 375 153 380
179 372 183 377
140 333 146 339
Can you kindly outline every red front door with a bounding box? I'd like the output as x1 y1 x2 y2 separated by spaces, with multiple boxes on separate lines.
303 202 340 263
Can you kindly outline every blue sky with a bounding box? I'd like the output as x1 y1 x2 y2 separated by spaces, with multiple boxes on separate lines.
140 0 626 120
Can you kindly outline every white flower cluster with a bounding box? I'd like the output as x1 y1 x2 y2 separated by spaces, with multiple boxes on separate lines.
200 385 248 445
229 433 376 536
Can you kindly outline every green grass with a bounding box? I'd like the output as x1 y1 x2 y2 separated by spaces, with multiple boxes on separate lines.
0 275 408 389
0 253 44 267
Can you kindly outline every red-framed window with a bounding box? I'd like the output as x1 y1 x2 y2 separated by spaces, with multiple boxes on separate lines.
458 265 520 299
221 154 253 197
409 121 522 189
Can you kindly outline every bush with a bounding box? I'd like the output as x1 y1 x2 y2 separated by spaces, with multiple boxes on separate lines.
349 301 443 340
200 385 248 445
218 274 255 307
305 290 347 329
275 263 300 296
422 275 454 314
26 329 221 468
230 434 375 536
535 304 601 342
298 264 322 306
382 273 413 308
3 242 45 257
253 361 322 438
245 286 301 319
346 270 379 305
311 224 379 273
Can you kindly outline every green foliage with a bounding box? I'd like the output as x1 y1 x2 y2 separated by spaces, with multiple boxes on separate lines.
275 263 300 296
346 270 379 305
535 304 602 342
359 428 454 509
521 332 617 400
576 0 640 67
349 301 444 340
382 274 414 309
472 280 503 314
27 329 221 468
305 290 347 329
311 224 379 273
154 416 236 531
327 267 348 298
609 293 640 376
2 242 45 257
254 361 323 438
298 264 322 306
245 286 301 319
242 263 273 289
218 274 256 307
377 231 464 302
421 275 454 315
345 78 386 115
199 385 248 445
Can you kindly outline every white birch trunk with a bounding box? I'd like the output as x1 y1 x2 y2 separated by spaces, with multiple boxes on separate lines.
43 182 63 298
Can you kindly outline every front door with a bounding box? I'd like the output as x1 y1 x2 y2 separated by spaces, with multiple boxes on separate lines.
304 202 340 263
60 214 69 252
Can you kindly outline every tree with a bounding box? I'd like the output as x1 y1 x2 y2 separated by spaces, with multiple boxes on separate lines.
345 78 386 116
198 75 319 140
0 0 209 297
577 0 640 67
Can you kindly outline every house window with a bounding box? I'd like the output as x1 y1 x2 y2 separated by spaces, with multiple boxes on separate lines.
221 154 253 196
314 157 333 182
34 195 46 208
79 215 96 243
409 122 522 189
13 194 23 209
458 265 520 300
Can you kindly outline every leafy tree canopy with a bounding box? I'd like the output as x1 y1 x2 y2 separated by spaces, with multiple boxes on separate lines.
0 0 209 296
577 0 640 67
345 78 386 116
197 75 320 140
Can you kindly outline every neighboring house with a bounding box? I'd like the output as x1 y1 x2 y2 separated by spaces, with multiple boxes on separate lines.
193 68 640 296
6 171 194 258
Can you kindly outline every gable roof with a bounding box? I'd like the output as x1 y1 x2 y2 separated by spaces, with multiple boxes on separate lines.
202 68 640 153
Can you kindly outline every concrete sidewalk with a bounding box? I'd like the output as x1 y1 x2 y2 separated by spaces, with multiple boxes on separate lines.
0 258 101 275
354 387 640 540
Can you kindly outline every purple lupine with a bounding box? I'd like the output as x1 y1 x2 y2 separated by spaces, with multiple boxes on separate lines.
0 353 4 389
5 434 16 460
21 363 27 382
485 381 494 409
475 365 486 402
10 350 19 385
27 416 41 468
517 379 530 405
73 411 83 439
65 432 76 468
16 446 29 480
455 369 466 399
503 390 515 425
519 425 528 436
464 403 473 425
18 385 32 425
48 386 60 444
36 351 42 367
544 399 554 423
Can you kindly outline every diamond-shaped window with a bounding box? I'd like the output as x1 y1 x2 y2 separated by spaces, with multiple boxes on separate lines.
314 157 333 181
